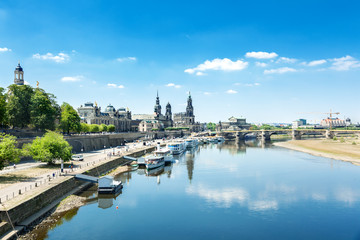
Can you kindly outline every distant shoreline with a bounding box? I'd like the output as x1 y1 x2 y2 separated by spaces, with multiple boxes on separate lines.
273 139 360 166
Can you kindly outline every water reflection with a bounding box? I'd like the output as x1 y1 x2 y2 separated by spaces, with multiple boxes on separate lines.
98 191 122 209
36 139 360 240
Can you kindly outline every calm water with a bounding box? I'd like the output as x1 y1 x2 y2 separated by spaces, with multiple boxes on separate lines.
42 141 360 240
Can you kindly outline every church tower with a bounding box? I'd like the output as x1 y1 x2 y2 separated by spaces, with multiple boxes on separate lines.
154 91 162 117
14 62 24 85
165 102 172 121
185 92 195 124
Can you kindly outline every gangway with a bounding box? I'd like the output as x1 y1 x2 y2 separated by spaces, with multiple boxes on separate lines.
124 156 138 161
75 174 99 183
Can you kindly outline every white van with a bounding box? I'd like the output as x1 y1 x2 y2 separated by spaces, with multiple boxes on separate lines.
72 154 84 161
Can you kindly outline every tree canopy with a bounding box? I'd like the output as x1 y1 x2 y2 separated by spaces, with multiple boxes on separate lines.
23 131 72 164
0 88 7 127
207 122 216 131
107 124 115 132
30 88 60 131
6 84 34 128
0 133 21 170
60 102 81 134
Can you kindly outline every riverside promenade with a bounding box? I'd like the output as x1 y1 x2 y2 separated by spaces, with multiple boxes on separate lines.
0 141 162 207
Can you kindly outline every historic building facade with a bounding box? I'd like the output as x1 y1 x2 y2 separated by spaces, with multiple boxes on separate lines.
77 102 132 132
216 116 251 131
132 92 173 132
174 93 201 132
14 62 24 85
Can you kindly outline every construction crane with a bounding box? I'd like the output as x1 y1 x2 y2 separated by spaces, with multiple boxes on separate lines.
297 110 340 130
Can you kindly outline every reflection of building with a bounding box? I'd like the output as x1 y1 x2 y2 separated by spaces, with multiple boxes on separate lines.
14 62 24 85
217 116 251 131
321 118 351 128
133 92 173 132
174 93 201 132
77 102 132 132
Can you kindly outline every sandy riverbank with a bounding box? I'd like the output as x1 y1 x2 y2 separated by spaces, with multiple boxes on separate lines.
274 139 360 165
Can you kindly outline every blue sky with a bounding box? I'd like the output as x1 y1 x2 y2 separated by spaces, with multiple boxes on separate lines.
0 0 360 123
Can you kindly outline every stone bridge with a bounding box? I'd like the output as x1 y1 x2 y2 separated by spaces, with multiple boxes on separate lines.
218 129 360 141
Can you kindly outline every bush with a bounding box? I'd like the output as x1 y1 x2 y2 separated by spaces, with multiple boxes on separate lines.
333 136 337 141
340 137 345 143
100 124 107 132
89 124 100 132
352 142 357 145
107 124 115 132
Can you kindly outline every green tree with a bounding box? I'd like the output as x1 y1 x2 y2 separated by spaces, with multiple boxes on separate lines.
30 88 60 131
107 124 115 132
0 88 7 127
89 124 100 132
250 124 259 130
60 102 81 134
0 133 21 169
207 122 216 131
6 84 34 128
80 123 90 133
23 131 72 164
100 124 107 132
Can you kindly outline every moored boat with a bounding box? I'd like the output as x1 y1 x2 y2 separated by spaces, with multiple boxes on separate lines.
167 141 186 155
145 155 165 169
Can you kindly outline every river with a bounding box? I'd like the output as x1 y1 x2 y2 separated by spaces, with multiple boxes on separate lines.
34 140 360 239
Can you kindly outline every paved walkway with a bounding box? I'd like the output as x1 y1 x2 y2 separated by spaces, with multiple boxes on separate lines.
0 140 164 209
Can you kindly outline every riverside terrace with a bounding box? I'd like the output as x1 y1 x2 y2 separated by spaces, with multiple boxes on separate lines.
214 129 360 141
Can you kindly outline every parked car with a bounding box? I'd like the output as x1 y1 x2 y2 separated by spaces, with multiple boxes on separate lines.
72 154 84 161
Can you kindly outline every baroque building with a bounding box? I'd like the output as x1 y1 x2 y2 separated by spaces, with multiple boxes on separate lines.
14 62 24 85
132 92 173 132
174 93 201 132
77 102 132 132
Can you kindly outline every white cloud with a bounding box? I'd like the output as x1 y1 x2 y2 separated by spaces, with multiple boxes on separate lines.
302 59 327 67
166 83 181 88
276 57 297 63
33 52 70 63
61 75 83 82
117 57 137 62
203 92 212 95
186 185 249 208
330 55 360 71
24 81 30 85
196 72 206 76
185 58 248 75
244 83 261 87
107 83 125 89
255 62 268 67
264 67 297 74
245 51 278 59
226 89 237 94
248 200 278 211
0 47 11 52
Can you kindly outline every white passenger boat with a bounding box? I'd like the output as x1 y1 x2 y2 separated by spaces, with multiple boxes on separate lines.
154 147 174 163
167 141 186 155
145 155 165 169
185 139 198 149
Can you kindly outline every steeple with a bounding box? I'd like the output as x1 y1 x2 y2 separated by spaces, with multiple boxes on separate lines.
14 61 24 85
154 91 162 116
186 92 193 117
165 102 172 121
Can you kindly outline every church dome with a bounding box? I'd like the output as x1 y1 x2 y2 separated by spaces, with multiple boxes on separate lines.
105 104 115 113
15 63 23 72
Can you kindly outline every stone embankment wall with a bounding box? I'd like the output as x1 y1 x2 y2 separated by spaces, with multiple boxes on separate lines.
0 146 157 237
15 130 185 153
